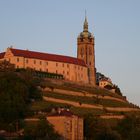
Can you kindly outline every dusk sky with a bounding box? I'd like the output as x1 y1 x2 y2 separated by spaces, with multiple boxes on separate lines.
0 0 140 106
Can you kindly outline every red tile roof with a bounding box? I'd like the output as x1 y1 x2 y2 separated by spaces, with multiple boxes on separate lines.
49 109 74 117
0 52 5 59
10 48 86 66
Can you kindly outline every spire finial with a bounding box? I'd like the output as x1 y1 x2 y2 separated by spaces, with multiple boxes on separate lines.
83 10 88 32
85 10 87 18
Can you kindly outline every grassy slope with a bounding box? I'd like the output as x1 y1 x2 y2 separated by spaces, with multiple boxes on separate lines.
43 92 132 107
31 79 139 117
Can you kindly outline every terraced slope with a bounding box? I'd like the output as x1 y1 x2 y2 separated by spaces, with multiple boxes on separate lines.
37 78 140 118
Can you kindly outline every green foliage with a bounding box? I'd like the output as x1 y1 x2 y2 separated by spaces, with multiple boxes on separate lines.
0 60 15 72
117 115 140 140
0 136 6 140
18 68 42 100
0 72 28 123
0 62 42 131
113 85 122 96
84 114 121 140
84 113 140 140
23 119 62 140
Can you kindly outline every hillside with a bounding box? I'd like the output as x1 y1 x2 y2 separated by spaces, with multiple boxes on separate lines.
31 78 140 118
0 66 140 139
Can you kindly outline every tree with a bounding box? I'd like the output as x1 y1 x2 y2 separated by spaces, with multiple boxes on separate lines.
24 119 62 140
0 136 6 140
113 85 122 96
0 62 42 131
0 60 15 72
117 115 140 140
19 68 42 101
84 114 99 139
95 127 121 140
0 72 28 124
104 85 113 90
84 114 121 140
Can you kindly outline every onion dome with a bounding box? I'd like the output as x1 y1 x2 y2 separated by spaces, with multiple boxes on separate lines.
78 16 93 39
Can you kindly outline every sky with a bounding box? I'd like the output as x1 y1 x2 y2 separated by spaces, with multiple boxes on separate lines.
0 0 140 106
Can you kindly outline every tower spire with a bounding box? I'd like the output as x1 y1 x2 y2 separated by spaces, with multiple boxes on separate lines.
83 10 88 32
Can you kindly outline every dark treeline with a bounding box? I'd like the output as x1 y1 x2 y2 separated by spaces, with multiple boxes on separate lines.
0 60 61 140
0 60 140 140
84 113 140 140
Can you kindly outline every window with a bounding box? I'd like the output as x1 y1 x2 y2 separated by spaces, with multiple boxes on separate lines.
46 69 48 72
26 59 28 63
17 58 19 62
56 70 58 74
67 71 69 75
62 63 64 67
67 64 69 68
56 63 58 66
40 61 42 65
46 61 48 65
63 71 65 74
40 68 42 71
34 60 36 64
9 58 11 62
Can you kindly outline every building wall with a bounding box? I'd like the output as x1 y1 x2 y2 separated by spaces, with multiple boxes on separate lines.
0 48 88 84
47 115 83 140
99 80 112 88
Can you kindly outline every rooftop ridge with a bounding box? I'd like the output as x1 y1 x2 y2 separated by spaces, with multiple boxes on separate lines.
8 48 86 66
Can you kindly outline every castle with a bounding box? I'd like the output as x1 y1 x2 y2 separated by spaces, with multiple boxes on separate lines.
0 16 96 86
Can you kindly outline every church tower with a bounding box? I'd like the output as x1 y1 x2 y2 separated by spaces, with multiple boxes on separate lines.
77 16 96 86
